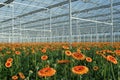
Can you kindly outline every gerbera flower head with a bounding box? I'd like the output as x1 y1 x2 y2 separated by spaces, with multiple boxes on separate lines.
93 66 99 71
114 50 120 56
41 55 48 60
86 57 92 62
12 75 18 80
18 72 25 79
77 48 81 53
7 58 13 63
15 51 21 55
65 50 72 56
106 55 117 64
72 52 85 60
62 45 69 50
5 62 12 68
38 67 56 77
72 65 89 75
41 48 46 53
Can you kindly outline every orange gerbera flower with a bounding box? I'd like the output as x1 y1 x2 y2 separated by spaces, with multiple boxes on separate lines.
5 62 12 68
18 72 25 79
41 55 48 60
7 58 13 63
57 60 70 64
106 50 113 54
15 51 21 55
0 47 2 51
77 49 81 53
62 45 69 50
12 75 18 80
86 57 92 62
12 47 15 51
106 55 117 64
41 48 46 53
38 67 56 77
65 50 72 56
72 65 89 75
114 50 120 56
86 47 90 50
93 66 99 71
72 52 85 60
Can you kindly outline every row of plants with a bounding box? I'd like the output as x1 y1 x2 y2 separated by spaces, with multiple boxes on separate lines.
0 42 120 80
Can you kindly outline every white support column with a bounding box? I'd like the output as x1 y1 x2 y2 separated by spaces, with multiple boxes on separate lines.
49 9 52 42
43 21 45 42
96 18 98 42
118 35 120 42
56 28 57 42
8 33 10 43
12 5 14 43
110 0 114 44
91 28 92 42
118 34 119 42
113 33 115 42
84 34 85 42
1 25 4 42
19 18 22 42
62 25 64 42
76 20 79 42
104 34 106 42
69 0 72 44
102 34 104 42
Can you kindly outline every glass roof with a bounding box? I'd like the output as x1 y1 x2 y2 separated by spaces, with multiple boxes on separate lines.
0 0 120 42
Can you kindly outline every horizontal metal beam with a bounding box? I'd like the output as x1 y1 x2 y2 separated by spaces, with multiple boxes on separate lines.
24 17 120 29
1 16 120 31
2 10 119 29
1 0 78 23
71 17 113 25
83 11 120 19
44 19 120 30
14 28 51 32
1 1 120 30
13 2 48 9
0 0 14 7
2 0 120 24
2 1 119 27
0 33 21 35
2 22 119 34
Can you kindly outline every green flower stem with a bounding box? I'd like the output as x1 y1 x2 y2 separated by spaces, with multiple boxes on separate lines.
16 56 19 69
44 77 49 80
111 63 116 80
118 62 120 80
54 75 56 80
28 56 30 80
104 64 106 80
71 59 74 79
35 54 38 80
65 65 67 79
54 65 57 80
79 75 82 80
62 50 64 59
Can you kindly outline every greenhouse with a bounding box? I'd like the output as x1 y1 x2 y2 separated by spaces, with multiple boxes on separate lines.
0 0 120 80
